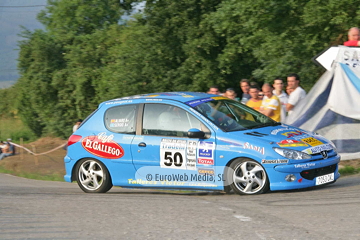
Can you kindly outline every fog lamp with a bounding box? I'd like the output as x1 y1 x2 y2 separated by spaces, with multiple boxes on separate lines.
285 174 296 182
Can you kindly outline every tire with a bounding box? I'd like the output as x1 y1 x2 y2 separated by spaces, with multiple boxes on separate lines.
75 158 112 193
227 158 269 195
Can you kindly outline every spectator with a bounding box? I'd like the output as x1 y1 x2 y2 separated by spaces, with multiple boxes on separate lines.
0 141 6 153
260 83 281 122
286 85 293 95
344 27 360 47
258 90 264 100
0 141 14 160
223 88 240 101
73 119 83 133
239 79 251 104
286 73 306 115
246 86 262 111
272 78 289 122
207 86 221 95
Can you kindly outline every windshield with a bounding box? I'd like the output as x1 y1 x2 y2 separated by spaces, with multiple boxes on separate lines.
189 98 280 132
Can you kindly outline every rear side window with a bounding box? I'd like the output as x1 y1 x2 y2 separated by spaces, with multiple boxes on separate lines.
105 104 137 134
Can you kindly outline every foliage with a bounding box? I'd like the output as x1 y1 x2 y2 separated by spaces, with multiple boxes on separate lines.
1 0 360 137
339 165 360 175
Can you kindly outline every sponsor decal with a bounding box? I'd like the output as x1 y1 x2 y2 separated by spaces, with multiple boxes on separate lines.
218 138 243 147
146 95 159 97
294 163 316 169
301 137 323 147
197 158 214 165
271 127 298 135
198 168 215 175
197 141 215 165
244 142 265 155
211 96 228 100
145 99 162 101
277 140 308 147
110 118 130 128
82 132 124 159
186 98 213 107
160 139 199 170
262 159 288 164
302 143 333 154
281 130 306 138
186 140 198 170
105 100 133 105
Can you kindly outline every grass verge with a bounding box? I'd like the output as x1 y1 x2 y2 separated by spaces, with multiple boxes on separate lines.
0 166 64 182
339 166 360 176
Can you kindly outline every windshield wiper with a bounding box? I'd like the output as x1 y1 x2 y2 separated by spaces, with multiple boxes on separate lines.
246 122 281 129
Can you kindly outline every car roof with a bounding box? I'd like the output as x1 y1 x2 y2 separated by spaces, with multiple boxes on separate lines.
102 92 221 105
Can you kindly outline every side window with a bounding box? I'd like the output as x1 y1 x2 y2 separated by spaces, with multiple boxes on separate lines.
142 104 203 137
105 104 137 134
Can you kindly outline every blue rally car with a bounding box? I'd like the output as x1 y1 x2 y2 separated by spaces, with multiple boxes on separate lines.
64 92 340 195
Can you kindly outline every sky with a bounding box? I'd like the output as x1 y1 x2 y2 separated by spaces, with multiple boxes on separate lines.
0 0 47 88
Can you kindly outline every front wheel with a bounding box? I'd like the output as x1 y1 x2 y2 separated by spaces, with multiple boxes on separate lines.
75 159 112 193
227 158 269 195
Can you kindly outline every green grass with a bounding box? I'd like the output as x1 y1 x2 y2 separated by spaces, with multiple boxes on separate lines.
339 166 360 176
0 166 64 182
0 117 37 143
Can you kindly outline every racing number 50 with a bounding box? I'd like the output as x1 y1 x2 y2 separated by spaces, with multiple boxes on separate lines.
164 151 183 167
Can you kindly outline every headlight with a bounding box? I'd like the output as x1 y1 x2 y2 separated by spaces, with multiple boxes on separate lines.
273 147 311 160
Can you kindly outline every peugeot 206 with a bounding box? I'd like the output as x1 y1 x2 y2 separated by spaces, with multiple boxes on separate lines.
64 92 340 195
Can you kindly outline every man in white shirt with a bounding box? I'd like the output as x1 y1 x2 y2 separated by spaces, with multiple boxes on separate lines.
272 78 288 122
286 73 306 115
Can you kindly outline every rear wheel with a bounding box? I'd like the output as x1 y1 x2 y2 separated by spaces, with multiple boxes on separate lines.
227 158 269 195
75 159 112 193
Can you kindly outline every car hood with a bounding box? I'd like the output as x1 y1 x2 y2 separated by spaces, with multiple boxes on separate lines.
221 124 335 154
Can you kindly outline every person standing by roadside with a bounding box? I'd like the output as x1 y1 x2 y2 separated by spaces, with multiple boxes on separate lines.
246 86 262 111
207 86 221 95
73 119 83 133
272 78 288 122
260 83 281 122
344 27 360 46
223 88 240 101
239 79 251 104
0 141 14 160
286 73 306 116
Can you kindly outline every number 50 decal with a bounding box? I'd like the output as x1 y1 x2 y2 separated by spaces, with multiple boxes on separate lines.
164 151 183 167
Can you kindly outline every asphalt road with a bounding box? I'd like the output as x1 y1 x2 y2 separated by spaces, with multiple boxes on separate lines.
0 173 359 240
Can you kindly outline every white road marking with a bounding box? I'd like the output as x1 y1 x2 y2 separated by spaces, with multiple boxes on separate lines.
233 215 251 222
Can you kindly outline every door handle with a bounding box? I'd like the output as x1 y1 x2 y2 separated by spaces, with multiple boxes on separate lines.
138 142 146 147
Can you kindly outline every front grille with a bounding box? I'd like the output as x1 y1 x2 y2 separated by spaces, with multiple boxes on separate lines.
310 149 337 160
300 164 337 180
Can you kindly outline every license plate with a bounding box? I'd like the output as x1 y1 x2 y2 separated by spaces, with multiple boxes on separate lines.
315 173 334 185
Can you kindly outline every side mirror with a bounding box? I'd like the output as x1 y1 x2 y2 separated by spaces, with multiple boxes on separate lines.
187 128 205 139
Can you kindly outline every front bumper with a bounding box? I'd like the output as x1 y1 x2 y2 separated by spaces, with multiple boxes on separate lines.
268 154 341 191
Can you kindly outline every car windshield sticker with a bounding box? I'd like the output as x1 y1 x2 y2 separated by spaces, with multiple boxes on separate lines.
197 141 215 165
160 139 199 170
185 98 213 107
277 140 308 147
110 118 130 128
302 143 333 154
301 137 323 147
82 132 124 159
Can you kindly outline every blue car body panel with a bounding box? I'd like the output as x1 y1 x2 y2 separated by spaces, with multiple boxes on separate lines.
64 92 340 192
